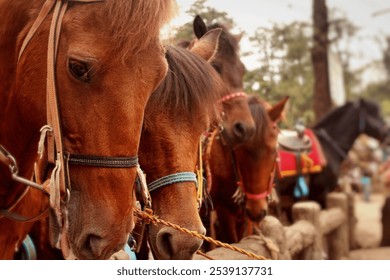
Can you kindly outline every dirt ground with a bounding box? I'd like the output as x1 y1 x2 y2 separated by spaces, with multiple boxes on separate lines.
348 192 390 259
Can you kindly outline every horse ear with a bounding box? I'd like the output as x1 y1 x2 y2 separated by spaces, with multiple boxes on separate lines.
189 28 221 61
268 96 289 123
193 15 208 39
234 32 244 43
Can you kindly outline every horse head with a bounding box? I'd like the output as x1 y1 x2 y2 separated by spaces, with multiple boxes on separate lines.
234 96 289 222
192 15 255 145
358 98 389 142
0 0 176 260
139 29 224 259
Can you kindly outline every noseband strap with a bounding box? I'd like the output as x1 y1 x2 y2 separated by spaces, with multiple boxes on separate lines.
148 172 197 193
67 154 138 168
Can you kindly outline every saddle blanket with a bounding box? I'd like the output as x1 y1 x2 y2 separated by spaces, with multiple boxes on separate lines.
278 129 327 178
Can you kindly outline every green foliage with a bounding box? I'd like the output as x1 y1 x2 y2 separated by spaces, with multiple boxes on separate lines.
245 22 315 127
328 8 360 100
173 0 235 44
169 2 390 123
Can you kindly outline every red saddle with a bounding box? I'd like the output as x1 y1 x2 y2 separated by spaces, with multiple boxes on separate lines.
277 129 327 178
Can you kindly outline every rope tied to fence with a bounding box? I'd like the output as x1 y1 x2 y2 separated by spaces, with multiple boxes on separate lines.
133 208 269 260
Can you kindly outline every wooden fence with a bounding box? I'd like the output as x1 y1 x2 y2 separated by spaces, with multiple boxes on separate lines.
195 191 357 260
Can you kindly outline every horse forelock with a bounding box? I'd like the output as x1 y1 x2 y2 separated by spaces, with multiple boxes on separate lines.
149 45 224 123
247 95 275 149
313 101 354 130
58 0 176 56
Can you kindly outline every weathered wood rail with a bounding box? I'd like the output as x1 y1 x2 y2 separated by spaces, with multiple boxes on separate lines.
195 191 356 260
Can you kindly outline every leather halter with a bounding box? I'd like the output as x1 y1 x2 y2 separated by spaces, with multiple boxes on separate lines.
0 0 139 255
219 92 247 103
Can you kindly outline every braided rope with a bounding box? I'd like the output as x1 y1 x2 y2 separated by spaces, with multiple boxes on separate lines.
134 208 269 260
196 250 214 260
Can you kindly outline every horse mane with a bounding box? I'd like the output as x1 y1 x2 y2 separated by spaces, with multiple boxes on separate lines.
360 98 381 117
100 0 177 54
313 101 354 130
247 95 273 149
148 45 224 123
25 0 176 55
24 0 178 55
314 99 382 131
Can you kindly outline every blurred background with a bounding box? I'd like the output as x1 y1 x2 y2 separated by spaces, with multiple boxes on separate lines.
162 0 390 127
161 0 390 253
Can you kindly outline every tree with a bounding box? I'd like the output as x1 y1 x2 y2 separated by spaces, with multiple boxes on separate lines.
384 37 390 79
245 22 315 127
173 0 235 44
312 0 332 122
328 8 360 100
360 37 390 117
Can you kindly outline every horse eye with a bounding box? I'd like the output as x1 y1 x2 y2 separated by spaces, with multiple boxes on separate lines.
68 59 90 82
212 63 222 74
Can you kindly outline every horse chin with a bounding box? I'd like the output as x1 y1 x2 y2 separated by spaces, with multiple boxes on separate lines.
246 204 267 223
223 129 246 146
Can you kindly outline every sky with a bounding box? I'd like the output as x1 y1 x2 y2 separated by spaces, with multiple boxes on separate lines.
164 0 390 74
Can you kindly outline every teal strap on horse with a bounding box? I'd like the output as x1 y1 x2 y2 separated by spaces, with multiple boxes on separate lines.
125 236 137 260
293 152 309 198
147 172 197 193
20 235 37 260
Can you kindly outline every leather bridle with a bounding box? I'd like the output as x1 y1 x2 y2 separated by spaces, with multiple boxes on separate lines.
228 143 278 205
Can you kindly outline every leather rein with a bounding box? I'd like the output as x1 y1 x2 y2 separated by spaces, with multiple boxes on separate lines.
205 92 278 205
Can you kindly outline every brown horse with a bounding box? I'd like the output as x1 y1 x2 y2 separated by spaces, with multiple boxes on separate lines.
0 0 175 260
205 95 288 244
189 15 255 145
134 17 258 260
136 29 225 260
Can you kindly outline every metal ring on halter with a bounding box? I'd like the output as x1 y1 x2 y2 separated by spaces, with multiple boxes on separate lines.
0 145 47 193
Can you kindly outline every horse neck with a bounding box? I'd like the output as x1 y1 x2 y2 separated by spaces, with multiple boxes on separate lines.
0 1 37 117
209 135 237 197
0 89 41 202
314 116 360 157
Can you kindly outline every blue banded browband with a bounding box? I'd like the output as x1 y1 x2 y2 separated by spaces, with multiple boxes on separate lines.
148 172 197 193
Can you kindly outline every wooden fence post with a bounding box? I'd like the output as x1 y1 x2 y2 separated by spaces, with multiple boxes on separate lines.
326 192 349 259
292 201 323 259
346 191 358 249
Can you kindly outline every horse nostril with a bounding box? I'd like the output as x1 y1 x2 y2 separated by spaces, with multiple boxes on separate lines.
233 122 246 139
199 226 207 236
157 229 174 260
84 234 105 259
156 227 204 259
